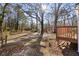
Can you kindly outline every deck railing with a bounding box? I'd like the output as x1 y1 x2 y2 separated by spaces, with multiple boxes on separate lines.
56 26 78 43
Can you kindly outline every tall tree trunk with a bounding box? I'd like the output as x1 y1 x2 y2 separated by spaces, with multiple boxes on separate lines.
15 18 19 31
15 12 19 31
0 3 8 47
47 19 50 33
0 3 8 33
53 3 62 33
40 13 44 38
37 13 44 44
36 17 38 31
54 3 57 33
54 15 58 33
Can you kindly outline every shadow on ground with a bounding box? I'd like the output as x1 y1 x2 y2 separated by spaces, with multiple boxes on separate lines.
0 34 44 56
0 41 24 56
21 44 43 56
61 43 79 56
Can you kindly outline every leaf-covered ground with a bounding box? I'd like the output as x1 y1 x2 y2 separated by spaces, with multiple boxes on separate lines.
0 32 79 56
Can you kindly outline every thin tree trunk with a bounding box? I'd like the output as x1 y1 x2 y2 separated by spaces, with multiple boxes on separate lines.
47 19 50 33
36 17 38 31
64 16 65 26
30 18 33 30
40 13 44 38
54 3 57 33
15 12 19 31
54 15 58 33
15 18 19 31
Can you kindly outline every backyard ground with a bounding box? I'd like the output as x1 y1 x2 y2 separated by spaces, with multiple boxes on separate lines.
0 31 79 56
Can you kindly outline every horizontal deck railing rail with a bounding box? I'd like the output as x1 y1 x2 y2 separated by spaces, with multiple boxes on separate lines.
56 26 78 43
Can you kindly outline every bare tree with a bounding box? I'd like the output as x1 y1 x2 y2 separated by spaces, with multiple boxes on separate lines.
50 3 76 33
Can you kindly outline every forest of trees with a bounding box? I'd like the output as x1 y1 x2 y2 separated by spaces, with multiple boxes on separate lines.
0 3 77 46
0 3 78 56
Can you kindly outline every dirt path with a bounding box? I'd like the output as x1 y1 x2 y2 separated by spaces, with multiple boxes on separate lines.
7 31 31 40
0 32 43 56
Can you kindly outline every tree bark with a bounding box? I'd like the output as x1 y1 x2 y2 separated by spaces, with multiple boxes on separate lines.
30 18 33 30
37 13 44 44
15 14 19 31
40 13 44 38
0 3 8 47
36 16 38 31
54 15 58 33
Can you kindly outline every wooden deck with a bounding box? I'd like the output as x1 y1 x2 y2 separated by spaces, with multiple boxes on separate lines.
56 26 78 43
